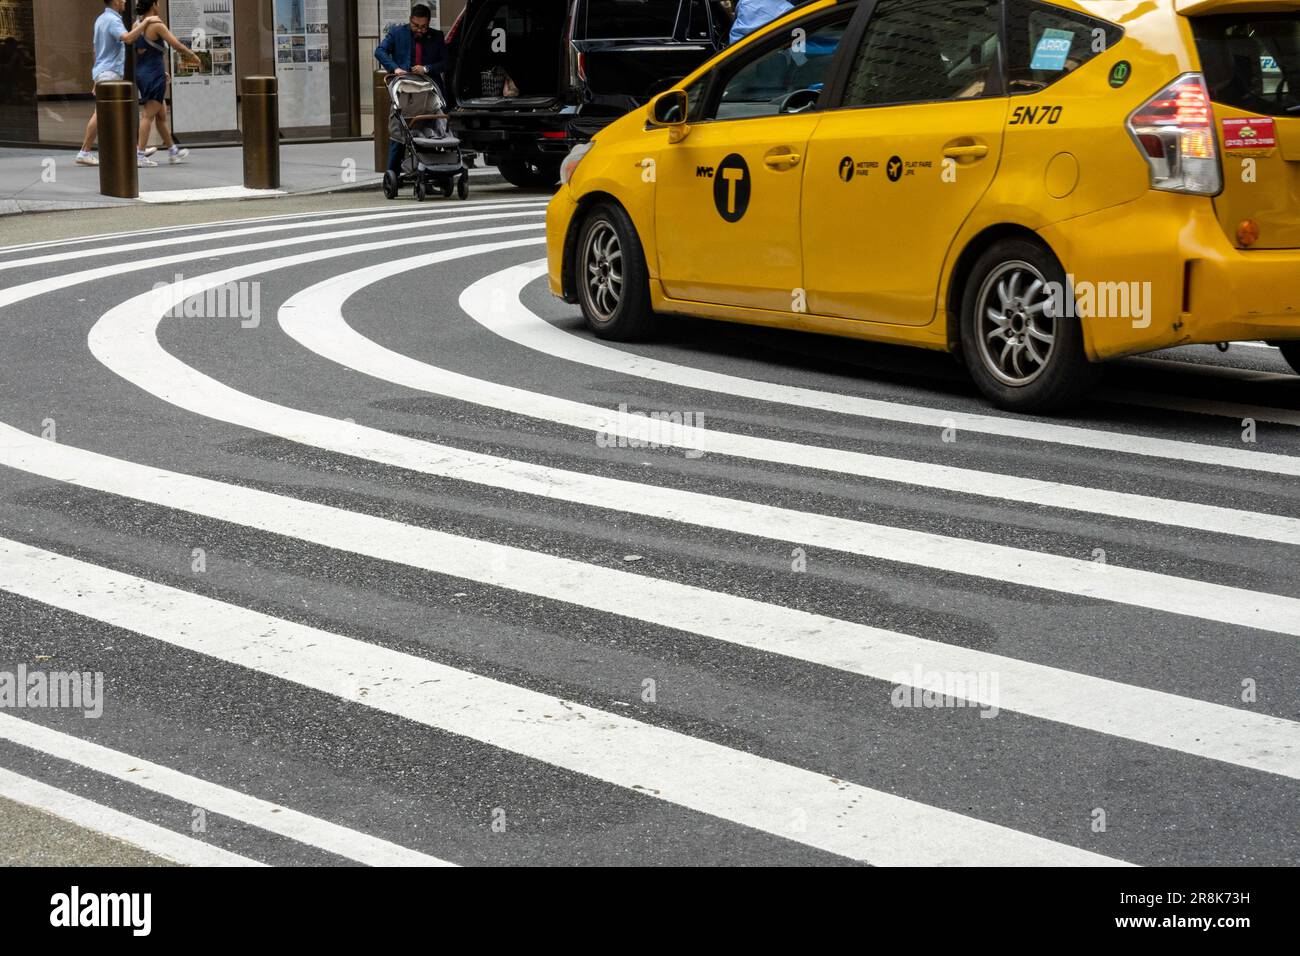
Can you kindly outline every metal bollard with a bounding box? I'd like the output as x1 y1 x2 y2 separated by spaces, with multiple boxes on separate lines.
373 70 391 173
96 81 138 199
241 76 280 190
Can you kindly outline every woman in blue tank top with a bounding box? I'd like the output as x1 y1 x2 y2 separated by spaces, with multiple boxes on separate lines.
133 0 201 166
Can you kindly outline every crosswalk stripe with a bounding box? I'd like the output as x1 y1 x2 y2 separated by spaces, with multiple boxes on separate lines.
0 210 546 312
0 200 548 273
1101 388 1300 427
0 536 1124 866
88 240 1300 632
0 766 261 866
2 422 1298 781
0 714 454 867
277 241 1300 544
0 198 545 257
466 261 1300 474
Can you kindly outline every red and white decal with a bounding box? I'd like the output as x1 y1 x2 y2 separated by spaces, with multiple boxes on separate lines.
1223 116 1277 150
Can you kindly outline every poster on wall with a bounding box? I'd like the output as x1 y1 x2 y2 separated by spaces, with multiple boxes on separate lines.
380 0 439 35
168 0 238 134
274 0 330 127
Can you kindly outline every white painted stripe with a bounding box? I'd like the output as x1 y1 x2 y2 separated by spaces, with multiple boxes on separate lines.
138 186 287 203
1127 356 1299 385
0 766 261 866
87 239 1300 630
2 423 1298 783
281 244 1300 542
466 261 1300 476
1102 389 1300 427
0 212 545 315
0 536 1122 866
0 200 546 273
0 198 542 256
0 714 453 867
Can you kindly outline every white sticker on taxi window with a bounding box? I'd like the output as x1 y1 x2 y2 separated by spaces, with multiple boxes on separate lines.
1030 29 1075 72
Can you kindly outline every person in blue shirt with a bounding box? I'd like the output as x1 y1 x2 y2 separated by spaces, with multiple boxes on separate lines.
76 0 160 166
375 4 449 175
729 0 794 45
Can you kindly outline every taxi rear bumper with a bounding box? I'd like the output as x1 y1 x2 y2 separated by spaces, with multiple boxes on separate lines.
1038 192 1300 360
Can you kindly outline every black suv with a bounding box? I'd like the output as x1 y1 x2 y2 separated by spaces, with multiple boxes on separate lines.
448 0 733 187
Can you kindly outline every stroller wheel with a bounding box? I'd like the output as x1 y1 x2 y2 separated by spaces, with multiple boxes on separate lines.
440 179 454 199
414 179 428 202
382 170 399 201
457 174 470 200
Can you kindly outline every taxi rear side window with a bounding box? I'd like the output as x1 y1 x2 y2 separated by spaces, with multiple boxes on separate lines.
1005 0 1123 94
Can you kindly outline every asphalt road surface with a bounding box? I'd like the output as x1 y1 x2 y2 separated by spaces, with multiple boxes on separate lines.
0 192 1298 866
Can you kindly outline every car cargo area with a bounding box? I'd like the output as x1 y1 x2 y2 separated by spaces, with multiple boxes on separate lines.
454 1 568 109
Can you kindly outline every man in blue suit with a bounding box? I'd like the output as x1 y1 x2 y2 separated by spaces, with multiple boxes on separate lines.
375 4 449 174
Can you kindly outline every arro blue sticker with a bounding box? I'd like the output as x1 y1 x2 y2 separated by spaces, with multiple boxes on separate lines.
1030 28 1075 71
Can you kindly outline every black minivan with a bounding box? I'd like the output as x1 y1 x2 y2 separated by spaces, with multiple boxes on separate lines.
448 0 733 187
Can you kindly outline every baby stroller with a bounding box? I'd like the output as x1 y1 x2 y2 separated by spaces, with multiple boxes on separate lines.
382 73 469 202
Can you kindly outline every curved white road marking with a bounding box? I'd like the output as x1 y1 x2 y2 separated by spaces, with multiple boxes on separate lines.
88 239 1300 630
280 243 1300 544
466 262 1300 473
1102 388 1300 427
0 209 544 312
0 766 261 866
0 537 1122 866
0 200 547 274
20 241 1289 775
0 197 546 257
2 424 1299 783
0 714 453 867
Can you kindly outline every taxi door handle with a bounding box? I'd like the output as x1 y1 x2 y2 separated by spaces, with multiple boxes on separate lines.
943 144 989 159
763 152 801 170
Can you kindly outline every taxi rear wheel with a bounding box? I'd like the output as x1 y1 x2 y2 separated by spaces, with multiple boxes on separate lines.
960 239 1099 413
1278 342 1300 375
576 203 659 341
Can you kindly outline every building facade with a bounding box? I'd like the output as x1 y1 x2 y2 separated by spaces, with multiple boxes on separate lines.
0 0 466 147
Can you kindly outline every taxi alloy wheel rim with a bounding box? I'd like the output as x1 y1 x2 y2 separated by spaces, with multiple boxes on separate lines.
583 221 623 322
975 260 1057 387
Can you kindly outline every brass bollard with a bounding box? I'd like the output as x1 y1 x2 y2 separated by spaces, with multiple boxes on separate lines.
96 81 138 199
242 76 281 190
373 70 391 173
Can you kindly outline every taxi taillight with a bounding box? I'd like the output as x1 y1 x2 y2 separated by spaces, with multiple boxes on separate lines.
1127 73 1223 196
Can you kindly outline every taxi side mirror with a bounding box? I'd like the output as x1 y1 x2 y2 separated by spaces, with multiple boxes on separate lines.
648 90 689 143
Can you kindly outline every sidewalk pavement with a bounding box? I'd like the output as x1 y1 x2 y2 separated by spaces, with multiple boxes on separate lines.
0 140 499 216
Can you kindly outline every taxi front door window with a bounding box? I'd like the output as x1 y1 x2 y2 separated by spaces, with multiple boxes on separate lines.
714 20 848 120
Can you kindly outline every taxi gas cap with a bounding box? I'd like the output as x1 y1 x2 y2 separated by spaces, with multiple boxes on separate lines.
1045 152 1079 199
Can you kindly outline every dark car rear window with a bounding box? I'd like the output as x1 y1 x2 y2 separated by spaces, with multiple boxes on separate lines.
586 0 681 39
1193 14 1300 118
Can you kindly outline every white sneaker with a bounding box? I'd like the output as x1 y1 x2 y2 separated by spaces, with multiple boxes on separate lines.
144 147 158 157
137 154 158 167
75 152 99 167
168 147 189 165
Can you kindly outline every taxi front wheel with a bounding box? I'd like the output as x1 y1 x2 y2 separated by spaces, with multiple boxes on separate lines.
960 239 1099 414
576 202 661 341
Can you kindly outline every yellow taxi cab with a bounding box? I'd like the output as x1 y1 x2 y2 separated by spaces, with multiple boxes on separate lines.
546 0 1300 412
